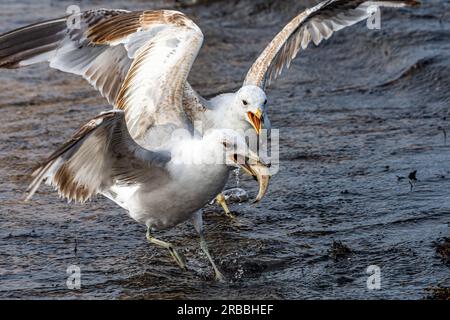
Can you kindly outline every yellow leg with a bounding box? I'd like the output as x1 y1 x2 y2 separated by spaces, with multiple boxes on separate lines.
216 193 235 219
193 212 225 281
146 227 186 270
200 233 224 281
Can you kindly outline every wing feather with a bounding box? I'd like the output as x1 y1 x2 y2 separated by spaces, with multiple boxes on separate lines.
0 9 205 121
110 11 204 139
0 9 131 105
26 110 171 203
244 0 420 89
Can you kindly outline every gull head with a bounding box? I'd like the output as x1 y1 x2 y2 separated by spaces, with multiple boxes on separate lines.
235 85 268 135
213 129 271 203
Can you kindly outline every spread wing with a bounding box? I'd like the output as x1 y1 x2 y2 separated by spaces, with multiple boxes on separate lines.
99 11 204 138
26 110 171 203
243 0 419 89
0 9 131 105
0 9 205 137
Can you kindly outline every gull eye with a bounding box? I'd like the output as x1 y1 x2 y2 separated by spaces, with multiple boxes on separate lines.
242 100 248 106
264 99 268 105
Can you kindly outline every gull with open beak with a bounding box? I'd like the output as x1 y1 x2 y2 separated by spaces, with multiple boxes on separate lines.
0 1 417 220
26 111 270 280
3 10 273 280
230 147 271 203
247 108 263 136
197 1 419 143
0 0 419 279
185 0 418 215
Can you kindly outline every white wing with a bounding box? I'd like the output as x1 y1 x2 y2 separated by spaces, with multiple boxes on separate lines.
244 0 419 89
26 110 171 203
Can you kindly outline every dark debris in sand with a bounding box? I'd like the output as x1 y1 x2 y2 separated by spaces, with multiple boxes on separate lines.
329 241 353 261
425 285 450 300
433 237 450 265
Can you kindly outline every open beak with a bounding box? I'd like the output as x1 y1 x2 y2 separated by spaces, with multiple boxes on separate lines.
247 108 263 135
232 151 271 203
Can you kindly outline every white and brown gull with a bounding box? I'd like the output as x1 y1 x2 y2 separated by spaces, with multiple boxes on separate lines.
0 0 419 279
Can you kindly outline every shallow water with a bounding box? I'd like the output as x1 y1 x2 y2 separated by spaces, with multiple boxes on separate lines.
0 0 449 299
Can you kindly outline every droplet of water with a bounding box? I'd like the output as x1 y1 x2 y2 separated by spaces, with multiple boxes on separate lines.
234 168 240 187
222 188 249 203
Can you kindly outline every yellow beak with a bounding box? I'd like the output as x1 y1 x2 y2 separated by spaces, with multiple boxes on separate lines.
233 152 271 203
247 108 263 135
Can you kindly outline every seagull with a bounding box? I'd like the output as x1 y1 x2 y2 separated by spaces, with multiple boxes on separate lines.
2 11 271 280
0 1 418 275
0 0 418 217
26 109 270 280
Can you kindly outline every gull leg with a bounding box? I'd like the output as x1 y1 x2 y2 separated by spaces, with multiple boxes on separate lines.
216 193 235 220
200 233 225 281
146 227 186 270
193 212 225 281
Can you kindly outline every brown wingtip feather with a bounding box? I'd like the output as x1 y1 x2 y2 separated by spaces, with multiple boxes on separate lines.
0 61 20 69
53 164 92 203
0 18 66 69
26 151 94 204
25 111 120 203
87 11 142 44
87 10 192 45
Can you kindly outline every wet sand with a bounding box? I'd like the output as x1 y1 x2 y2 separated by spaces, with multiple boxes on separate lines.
0 0 449 299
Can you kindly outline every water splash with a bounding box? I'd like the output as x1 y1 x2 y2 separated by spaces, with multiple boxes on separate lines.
222 188 249 203
234 168 240 187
